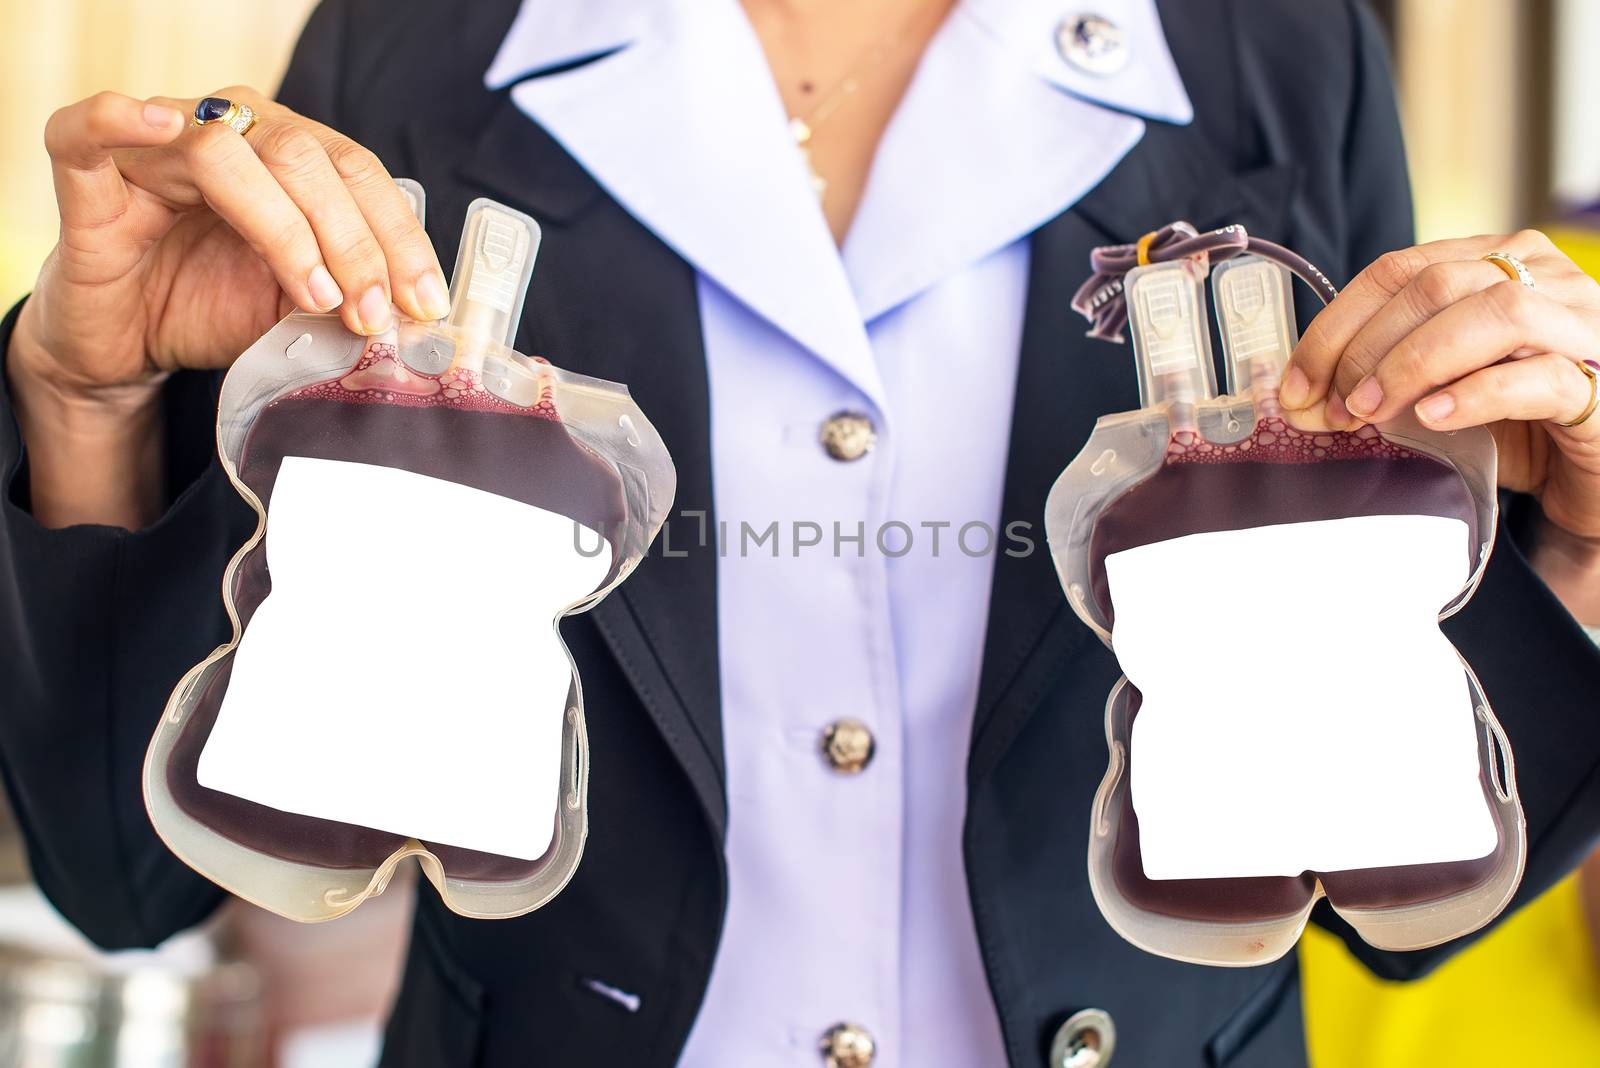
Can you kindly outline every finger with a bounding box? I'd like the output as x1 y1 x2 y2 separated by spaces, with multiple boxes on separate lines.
1343 282 1599 424
115 93 239 204
180 120 344 315
220 88 444 322
144 89 445 327
1325 258 1511 400
1414 354 1600 437
1280 233 1551 412
44 92 185 250
309 130 448 323
248 119 394 334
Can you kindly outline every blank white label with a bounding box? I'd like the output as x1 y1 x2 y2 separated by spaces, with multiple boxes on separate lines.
198 456 612 861
1107 513 1497 881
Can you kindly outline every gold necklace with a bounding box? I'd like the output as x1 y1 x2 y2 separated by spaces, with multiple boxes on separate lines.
786 6 929 200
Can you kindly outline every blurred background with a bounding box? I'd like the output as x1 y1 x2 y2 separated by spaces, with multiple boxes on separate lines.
0 1 1597 1065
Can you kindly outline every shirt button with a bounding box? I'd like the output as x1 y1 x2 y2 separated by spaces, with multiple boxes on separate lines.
1056 14 1129 76
819 411 876 462
819 1022 876 1067
821 719 875 774
1049 1008 1116 1068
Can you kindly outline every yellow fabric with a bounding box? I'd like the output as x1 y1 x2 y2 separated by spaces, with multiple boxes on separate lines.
1549 226 1600 282
1301 875 1600 1066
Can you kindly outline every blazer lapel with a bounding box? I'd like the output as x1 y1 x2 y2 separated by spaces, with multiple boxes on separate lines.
968 123 1298 785
408 97 729 835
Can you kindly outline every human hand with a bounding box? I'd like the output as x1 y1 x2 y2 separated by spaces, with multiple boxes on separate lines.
9 86 447 411
1280 231 1600 538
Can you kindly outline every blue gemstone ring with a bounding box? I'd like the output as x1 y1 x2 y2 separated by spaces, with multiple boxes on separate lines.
192 96 257 136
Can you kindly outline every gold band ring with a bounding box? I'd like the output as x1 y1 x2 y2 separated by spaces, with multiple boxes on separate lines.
192 96 257 136
1483 251 1536 289
1560 359 1599 428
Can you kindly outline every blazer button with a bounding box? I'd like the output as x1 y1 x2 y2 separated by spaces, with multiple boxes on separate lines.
819 1022 876 1067
1049 1008 1116 1068
821 719 875 774
820 411 876 461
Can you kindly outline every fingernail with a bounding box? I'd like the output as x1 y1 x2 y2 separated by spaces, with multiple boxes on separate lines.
416 271 449 320
143 103 183 130
1279 364 1311 409
357 285 393 333
1346 375 1384 418
307 265 343 311
1416 392 1456 423
1326 389 1353 430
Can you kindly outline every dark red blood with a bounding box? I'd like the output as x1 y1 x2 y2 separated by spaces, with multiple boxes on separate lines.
1089 418 1508 921
167 342 626 877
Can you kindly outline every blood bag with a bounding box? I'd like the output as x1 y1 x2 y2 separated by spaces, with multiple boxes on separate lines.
144 189 676 922
1047 225 1523 966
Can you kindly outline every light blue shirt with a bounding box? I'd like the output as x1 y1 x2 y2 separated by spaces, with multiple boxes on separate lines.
486 2 1190 1064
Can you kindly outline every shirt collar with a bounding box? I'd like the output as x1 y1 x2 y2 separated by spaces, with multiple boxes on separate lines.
487 0 887 405
482 0 1192 406
486 0 1191 123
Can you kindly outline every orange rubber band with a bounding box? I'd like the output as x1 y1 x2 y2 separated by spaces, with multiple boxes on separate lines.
1135 231 1158 267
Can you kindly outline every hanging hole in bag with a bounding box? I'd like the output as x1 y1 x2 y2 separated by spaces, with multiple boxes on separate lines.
1483 713 1512 803
566 706 583 811
1092 742 1124 838
285 334 313 361
619 414 642 448
1089 449 1117 477
402 340 453 375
